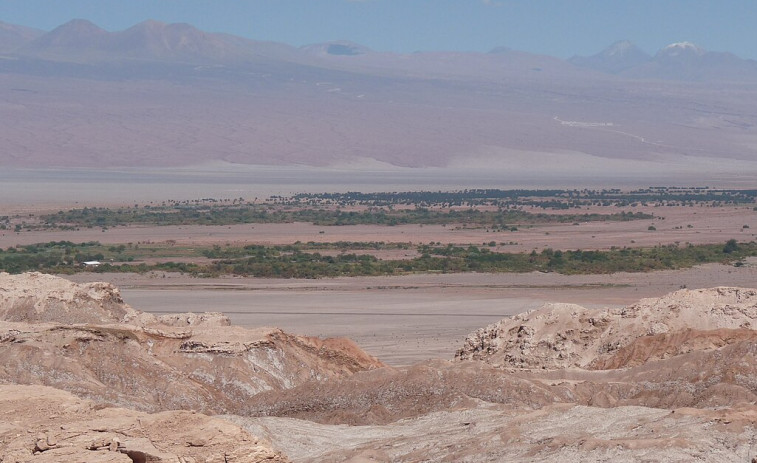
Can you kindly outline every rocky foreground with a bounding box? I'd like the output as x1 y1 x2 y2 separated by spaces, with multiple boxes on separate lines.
1 272 757 462
0 384 288 462
0 272 383 415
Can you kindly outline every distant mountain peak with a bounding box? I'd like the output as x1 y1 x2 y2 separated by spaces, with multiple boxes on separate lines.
123 19 204 36
605 40 636 56
660 41 705 56
112 20 239 61
134 19 166 28
568 40 650 74
60 18 101 28
622 41 757 82
0 20 44 52
53 18 107 36
20 18 259 64
30 18 108 49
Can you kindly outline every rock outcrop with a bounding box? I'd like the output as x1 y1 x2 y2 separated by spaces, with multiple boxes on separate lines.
233 287 757 427
0 273 383 414
0 272 231 327
0 272 146 325
4 273 757 462
455 287 757 369
237 330 757 424
235 404 757 463
0 384 289 462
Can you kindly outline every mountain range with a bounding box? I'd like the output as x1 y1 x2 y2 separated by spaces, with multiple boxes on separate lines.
0 19 757 82
3 19 757 81
570 40 757 82
1 19 757 181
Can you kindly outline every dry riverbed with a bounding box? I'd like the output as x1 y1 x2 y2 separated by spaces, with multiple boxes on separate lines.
66 262 757 365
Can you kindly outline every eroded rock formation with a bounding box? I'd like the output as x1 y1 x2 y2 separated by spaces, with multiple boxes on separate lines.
0 384 288 462
455 287 757 369
0 272 383 415
3 273 757 462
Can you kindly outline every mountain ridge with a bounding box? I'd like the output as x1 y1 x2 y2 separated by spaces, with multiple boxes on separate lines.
3 19 757 82
0 20 44 52
568 40 651 74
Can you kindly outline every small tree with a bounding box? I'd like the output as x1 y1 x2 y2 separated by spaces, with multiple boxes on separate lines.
723 239 739 254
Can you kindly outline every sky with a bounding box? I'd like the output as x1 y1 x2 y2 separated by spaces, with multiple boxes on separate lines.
1 0 756 60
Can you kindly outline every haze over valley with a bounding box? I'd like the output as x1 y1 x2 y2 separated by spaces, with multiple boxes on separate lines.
2 19 757 187
3 5 757 462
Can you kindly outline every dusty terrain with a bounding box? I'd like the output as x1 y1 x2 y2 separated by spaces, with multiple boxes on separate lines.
3 197 755 367
224 286 757 462
2 204 755 252
2 273 757 462
232 404 757 463
67 262 757 366
4 17 757 460
0 384 288 462
3 20 757 182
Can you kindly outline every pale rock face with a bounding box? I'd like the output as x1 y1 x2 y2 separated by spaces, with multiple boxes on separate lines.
0 272 145 325
4 272 757 462
157 311 231 327
0 384 289 462
455 287 757 369
0 273 384 415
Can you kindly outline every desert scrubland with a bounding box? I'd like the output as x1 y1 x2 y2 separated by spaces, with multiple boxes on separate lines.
3 15 757 460
2 189 757 366
3 170 757 462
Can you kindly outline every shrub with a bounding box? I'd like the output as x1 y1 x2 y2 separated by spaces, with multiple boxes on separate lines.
723 239 739 254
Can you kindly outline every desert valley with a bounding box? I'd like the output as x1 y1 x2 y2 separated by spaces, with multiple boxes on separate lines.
2 13 757 462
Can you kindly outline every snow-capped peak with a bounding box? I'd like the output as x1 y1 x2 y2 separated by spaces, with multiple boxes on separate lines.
661 42 705 56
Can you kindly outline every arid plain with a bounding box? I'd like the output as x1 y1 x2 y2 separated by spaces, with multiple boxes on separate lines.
4 15 757 462
66 263 757 366
4 181 756 366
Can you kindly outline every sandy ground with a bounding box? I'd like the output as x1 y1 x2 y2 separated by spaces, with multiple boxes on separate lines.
3 205 756 252
66 263 757 366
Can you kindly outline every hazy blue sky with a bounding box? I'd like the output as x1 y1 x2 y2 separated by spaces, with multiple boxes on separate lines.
2 0 756 59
